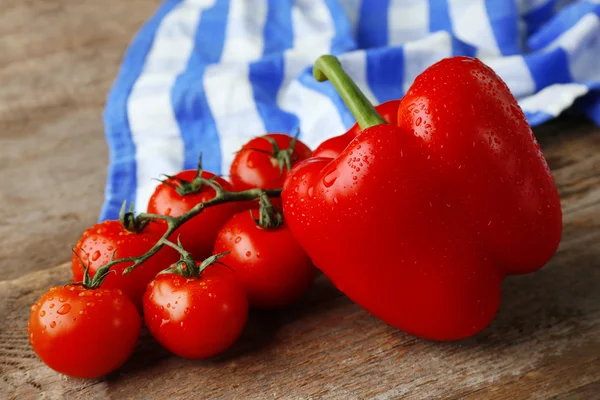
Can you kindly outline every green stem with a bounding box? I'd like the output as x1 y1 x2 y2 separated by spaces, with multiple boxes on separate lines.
94 187 282 276
313 55 387 130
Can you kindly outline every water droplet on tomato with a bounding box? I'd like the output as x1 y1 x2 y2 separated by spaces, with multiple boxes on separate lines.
307 187 314 198
235 236 242 243
107 246 114 251
323 170 339 188
59 297 66 302
256 252 261 258
416 117 422 126
165 208 172 216
184 308 190 315
40 310 46 317
91 251 101 261
246 251 251 257
333 197 339 204
49 303 55 309
57 304 71 315
50 321 56 328
167 303 171 308
352 176 358 181
160 305 164 311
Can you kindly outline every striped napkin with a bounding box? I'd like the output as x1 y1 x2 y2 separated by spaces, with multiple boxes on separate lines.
101 0 600 220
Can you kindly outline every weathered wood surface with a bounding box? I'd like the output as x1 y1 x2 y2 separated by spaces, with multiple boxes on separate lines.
1 0 600 398
2 117 600 399
0 0 161 280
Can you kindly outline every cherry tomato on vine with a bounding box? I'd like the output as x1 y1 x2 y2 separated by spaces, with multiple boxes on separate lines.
72 215 178 311
214 206 315 310
147 169 244 261
143 254 248 359
230 133 312 191
29 285 140 378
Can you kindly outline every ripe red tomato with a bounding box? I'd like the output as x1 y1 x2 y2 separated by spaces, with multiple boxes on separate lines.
143 266 248 359
213 211 315 309
230 133 312 191
312 99 401 158
29 285 140 378
72 220 178 311
147 170 243 261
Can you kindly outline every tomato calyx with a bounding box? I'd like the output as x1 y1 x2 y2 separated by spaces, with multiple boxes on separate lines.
251 193 283 229
160 238 229 278
263 131 300 174
119 201 149 233
72 248 116 289
159 155 223 197
239 132 301 175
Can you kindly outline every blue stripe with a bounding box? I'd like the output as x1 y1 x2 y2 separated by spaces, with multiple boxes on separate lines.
250 57 299 134
250 0 298 134
429 0 453 33
452 37 478 58
579 91 600 125
366 47 405 103
523 110 555 126
523 0 557 37
524 47 572 91
101 0 183 221
298 68 355 130
528 1 600 51
171 0 230 174
485 0 521 55
324 0 357 54
357 0 389 49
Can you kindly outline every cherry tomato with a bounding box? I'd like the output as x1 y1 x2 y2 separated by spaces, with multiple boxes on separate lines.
29 285 140 378
312 99 401 158
72 220 178 311
143 266 248 359
147 170 243 261
214 210 315 309
230 133 312 191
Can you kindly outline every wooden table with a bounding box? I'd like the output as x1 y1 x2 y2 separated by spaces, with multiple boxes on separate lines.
1 1 599 399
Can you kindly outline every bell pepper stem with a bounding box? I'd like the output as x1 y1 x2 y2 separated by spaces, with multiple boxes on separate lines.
313 55 387 130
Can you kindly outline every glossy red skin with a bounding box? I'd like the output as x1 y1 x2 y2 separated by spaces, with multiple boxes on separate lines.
29 285 140 378
282 57 562 341
213 211 316 309
72 220 178 311
143 267 248 359
230 133 312 191
147 170 244 261
312 99 401 158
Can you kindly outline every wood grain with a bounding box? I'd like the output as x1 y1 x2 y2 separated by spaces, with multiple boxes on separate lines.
2 117 599 399
0 0 161 280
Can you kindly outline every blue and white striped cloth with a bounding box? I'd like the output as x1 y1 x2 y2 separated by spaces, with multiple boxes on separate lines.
101 0 600 221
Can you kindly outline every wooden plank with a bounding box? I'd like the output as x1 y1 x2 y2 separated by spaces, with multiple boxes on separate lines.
2 118 599 399
0 0 161 280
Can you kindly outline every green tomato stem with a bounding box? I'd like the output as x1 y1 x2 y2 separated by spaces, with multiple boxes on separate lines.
313 55 387 130
94 187 282 277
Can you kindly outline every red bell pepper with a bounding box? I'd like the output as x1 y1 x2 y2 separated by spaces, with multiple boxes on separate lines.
312 99 401 158
282 55 562 341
